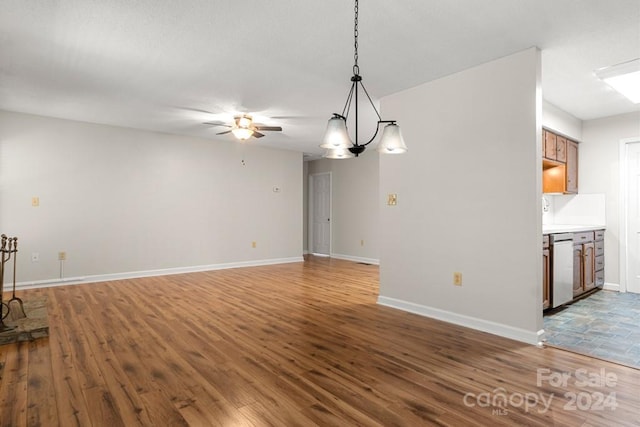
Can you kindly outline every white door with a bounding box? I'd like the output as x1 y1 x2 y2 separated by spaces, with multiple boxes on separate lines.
625 141 640 293
310 173 331 255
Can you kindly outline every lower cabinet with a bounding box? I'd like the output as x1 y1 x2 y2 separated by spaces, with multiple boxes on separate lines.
595 229 605 286
543 228 604 310
573 231 599 298
543 235 550 310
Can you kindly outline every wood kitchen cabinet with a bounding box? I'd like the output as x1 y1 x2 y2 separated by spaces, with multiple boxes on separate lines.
544 130 557 160
543 130 567 162
542 129 579 194
543 235 550 310
595 229 605 286
544 229 604 310
555 136 567 163
565 139 578 193
573 231 596 297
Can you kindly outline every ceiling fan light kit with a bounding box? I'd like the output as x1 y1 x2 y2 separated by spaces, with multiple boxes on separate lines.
231 116 255 140
231 127 254 140
321 0 407 159
205 114 283 141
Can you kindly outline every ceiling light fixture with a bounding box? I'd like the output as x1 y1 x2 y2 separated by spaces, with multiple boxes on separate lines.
231 116 255 140
320 0 407 159
595 58 640 104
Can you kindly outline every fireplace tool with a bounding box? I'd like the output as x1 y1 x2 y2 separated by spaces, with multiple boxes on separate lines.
6 237 25 320
0 234 16 331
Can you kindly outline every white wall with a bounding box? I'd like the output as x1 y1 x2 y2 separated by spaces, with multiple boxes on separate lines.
0 110 303 285
378 48 543 344
581 111 640 287
542 100 583 140
307 151 380 263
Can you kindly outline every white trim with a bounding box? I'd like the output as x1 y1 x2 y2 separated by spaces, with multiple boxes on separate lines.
15 256 304 290
330 253 379 265
603 282 620 292
378 296 544 345
619 137 640 294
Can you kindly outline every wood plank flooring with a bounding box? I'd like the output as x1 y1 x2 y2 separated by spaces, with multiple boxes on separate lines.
1 255 639 426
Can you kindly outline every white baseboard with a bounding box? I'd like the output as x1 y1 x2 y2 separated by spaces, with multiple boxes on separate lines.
602 282 619 292
377 296 543 345
330 253 379 265
15 256 304 290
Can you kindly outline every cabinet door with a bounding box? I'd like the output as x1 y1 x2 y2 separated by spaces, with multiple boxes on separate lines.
566 140 578 193
556 136 567 162
544 130 557 160
573 245 583 296
543 248 550 309
583 242 595 291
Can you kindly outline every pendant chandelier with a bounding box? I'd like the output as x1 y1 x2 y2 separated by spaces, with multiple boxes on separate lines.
320 0 408 159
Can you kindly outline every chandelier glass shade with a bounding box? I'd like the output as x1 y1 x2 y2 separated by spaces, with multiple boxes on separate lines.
320 114 352 150
377 123 407 154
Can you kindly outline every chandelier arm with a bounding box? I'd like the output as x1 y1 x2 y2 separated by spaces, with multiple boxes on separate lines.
361 120 398 146
359 81 382 122
361 122 381 146
341 80 357 119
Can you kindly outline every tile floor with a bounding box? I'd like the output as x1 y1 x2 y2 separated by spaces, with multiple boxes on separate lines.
543 290 640 369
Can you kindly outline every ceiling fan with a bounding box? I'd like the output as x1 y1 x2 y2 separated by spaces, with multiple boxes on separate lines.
203 115 282 140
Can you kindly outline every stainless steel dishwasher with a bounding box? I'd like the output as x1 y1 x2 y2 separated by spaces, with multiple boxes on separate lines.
551 233 574 308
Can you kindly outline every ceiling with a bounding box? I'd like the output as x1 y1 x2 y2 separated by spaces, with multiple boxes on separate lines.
1 0 639 156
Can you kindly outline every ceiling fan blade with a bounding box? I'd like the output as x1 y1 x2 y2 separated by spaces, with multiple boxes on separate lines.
182 107 217 115
254 126 282 131
203 121 231 127
216 130 233 135
252 131 265 138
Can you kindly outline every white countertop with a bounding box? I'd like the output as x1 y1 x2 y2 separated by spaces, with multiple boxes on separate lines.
543 224 605 234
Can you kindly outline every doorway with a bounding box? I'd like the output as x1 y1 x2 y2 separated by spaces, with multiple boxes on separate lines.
309 172 331 256
621 138 640 294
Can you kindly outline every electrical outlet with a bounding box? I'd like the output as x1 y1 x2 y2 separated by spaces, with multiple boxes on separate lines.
31 252 40 262
453 272 462 286
32 196 40 207
360 239 364 246
252 241 257 248
387 193 397 206
58 251 67 261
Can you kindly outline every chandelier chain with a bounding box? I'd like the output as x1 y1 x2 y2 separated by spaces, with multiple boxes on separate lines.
353 0 359 74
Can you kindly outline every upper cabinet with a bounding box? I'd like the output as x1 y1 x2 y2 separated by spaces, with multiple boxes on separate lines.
565 139 578 193
544 131 556 159
542 129 579 194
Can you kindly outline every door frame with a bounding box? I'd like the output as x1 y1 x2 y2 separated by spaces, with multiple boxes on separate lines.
308 172 332 256
619 137 640 293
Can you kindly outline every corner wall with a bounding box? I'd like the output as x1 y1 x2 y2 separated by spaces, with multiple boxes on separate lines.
378 48 543 344
0 110 303 286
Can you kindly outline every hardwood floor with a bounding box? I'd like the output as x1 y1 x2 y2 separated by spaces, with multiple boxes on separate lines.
1 255 639 426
